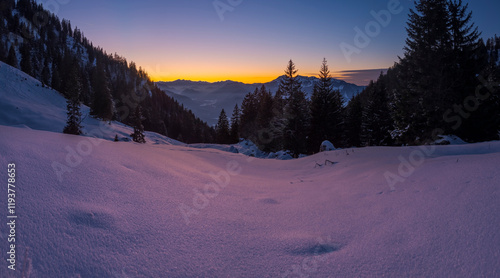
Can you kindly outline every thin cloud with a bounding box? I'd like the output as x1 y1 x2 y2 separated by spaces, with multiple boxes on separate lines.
332 69 388 86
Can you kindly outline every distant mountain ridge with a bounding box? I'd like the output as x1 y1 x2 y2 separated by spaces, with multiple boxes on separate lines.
157 76 365 126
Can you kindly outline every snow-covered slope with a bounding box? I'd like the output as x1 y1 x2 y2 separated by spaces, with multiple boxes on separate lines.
0 61 183 146
0 125 500 277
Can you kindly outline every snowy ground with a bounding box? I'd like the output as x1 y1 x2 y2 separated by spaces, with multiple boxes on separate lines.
0 126 499 277
1 62 500 277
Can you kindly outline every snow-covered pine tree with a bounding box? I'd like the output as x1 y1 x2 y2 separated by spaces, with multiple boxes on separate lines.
131 105 146 143
63 61 83 135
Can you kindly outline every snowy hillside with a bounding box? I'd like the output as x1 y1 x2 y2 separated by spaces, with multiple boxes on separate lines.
0 61 183 146
1 125 500 277
157 76 365 126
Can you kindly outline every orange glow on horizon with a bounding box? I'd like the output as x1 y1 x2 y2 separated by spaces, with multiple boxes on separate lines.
150 74 284 84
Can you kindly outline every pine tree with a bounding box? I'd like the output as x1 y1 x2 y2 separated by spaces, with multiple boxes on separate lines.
361 74 393 146
41 59 50 86
51 62 61 91
7 45 18 68
240 90 258 140
281 60 310 156
309 58 344 152
230 104 241 144
447 0 495 141
0 41 6 62
19 42 32 76
255 85 275 151
267 87 287 151
394 0 451 143
131 105 146 143
216 109 231 144
345 94 363 147
63 62 83 135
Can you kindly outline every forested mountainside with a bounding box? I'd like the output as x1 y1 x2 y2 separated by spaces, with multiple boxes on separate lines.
0 0 215 143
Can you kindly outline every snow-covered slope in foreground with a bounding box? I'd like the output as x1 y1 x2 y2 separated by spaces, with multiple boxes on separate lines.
1 125 499 277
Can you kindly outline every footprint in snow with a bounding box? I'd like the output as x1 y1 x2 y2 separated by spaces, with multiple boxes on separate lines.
259 198 280 205
68 209 115 229
288 242 343 256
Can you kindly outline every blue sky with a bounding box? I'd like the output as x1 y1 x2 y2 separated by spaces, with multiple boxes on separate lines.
35 0 499 85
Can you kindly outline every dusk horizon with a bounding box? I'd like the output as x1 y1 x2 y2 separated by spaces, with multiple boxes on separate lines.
33 0 499 85
160 68 388 87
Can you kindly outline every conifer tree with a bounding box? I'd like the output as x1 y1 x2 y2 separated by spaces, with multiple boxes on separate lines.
0 41 6 62
255 85 275 151
268 87 287 151
394 0 451 142
19 42 32 76
240 90 258 140
447 0 496 141
230 104 241 144
281 60 309 156
131 105 146 143
345 94 363 147
216 109 231 144
7 45 18 68
256 85 274 131
41 59 50 86
63 62 83 135
361 74 392 146
51 62 61 91
309 58 344 152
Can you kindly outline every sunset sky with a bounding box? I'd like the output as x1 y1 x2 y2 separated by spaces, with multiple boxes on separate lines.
36 0 499 85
